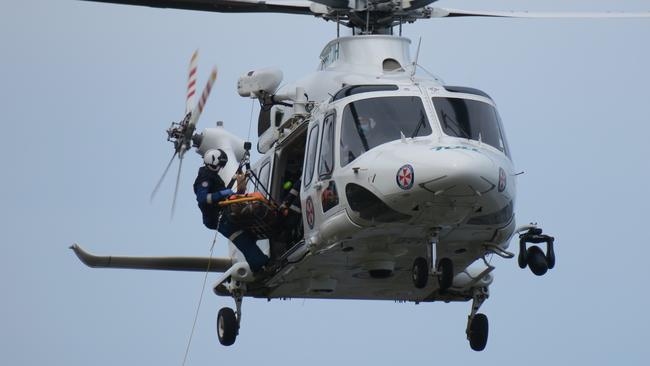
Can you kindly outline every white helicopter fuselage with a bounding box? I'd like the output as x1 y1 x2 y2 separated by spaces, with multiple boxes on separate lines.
71 0 630 349
69 0 575 348
198 35 517 301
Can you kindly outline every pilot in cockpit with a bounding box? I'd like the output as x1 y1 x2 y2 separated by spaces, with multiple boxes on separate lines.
357 116 377 137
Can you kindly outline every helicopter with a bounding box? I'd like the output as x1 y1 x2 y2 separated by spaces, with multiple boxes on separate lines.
70 0 650 352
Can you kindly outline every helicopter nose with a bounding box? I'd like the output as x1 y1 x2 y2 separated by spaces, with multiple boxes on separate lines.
419 148 498 197
373 145 499 203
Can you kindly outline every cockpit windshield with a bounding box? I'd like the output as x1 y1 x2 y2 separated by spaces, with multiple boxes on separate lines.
432 97 510 156
340 96 431 166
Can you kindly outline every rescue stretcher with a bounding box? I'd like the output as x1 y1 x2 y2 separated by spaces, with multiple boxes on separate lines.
219 192 279 240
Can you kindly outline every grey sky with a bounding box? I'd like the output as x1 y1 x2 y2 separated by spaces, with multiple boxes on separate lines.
1 0 649 364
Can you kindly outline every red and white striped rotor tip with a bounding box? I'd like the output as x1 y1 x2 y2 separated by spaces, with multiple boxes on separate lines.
196 67 217 116
186 49 199 114
187 66 218 131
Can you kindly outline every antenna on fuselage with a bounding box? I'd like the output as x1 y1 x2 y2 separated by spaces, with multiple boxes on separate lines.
365 9 370 33
411 37 422 80
337 14 340 38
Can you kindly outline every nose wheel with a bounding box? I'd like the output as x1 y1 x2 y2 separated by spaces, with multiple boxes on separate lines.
411 256 454 292
518 227 555 276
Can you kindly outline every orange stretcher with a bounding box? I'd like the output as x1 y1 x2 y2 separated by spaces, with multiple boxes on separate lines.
218 192 270 206
219 192 279 240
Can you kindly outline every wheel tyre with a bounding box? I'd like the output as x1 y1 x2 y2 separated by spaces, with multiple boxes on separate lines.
412 257 428 289
527 246 548 276
217 307 238 346
437 258 453 292
468 313 489 351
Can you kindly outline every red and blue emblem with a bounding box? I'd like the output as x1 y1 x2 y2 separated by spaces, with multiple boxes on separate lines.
305 197 315 229
396 164 415 190
498 167 507 192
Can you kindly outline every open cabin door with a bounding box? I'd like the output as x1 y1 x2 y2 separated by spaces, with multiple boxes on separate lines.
266 124 308 260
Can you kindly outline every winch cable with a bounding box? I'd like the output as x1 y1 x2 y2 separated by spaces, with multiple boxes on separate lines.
181 224 220 366
247 99 255 141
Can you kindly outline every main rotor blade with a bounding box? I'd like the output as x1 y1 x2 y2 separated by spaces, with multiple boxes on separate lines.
170 154 184 220
150 151 178 202
309 0 350 9
82 0 316 15
432 7 650 19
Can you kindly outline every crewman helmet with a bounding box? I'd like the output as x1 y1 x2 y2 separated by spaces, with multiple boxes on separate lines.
204 149 228 171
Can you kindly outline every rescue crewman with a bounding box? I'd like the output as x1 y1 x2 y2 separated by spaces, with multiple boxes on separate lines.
277 177 302 247
279 177 301 217
194 149 269 272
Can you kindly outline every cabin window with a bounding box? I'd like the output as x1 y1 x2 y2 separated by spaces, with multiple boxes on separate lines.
340 96 431 166
318 113 335 179
321 181 339 213
432 97 510 156
258 108 271 137
303 124 320 187
274 109 284 127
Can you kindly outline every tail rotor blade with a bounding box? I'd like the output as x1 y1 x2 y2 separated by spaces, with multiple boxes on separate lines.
150 151 178 202
155 54 218 220
170 155 184 220
186 50 199 114
188 67 218 129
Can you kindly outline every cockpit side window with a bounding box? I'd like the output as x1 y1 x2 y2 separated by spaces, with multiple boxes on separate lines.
340 96 431 167
432 97 510 156
318 113 335 179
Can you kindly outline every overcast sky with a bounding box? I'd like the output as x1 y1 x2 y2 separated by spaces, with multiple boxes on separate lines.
1 0 649 365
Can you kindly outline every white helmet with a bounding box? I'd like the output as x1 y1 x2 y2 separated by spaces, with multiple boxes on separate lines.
203 149 228 171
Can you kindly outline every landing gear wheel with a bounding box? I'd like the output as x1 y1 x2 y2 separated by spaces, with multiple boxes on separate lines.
468 313 489 351
412 257 428 289
437 258 453 292
526 245 548 276
217 307 238 346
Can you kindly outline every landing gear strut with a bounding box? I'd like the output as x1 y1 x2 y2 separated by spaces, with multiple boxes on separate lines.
466 287 489 351
518 227 555 276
